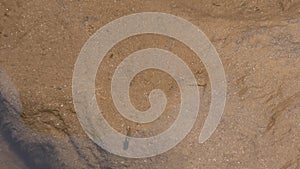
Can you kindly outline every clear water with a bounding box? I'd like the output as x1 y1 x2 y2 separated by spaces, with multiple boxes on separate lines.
0 133 29 169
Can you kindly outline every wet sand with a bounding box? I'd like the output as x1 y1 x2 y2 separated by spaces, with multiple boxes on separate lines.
0 0 299 168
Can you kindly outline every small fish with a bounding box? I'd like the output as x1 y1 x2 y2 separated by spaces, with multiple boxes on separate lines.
123 126 131 150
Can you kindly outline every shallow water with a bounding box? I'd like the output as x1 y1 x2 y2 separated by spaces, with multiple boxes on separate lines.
0 133 29 169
